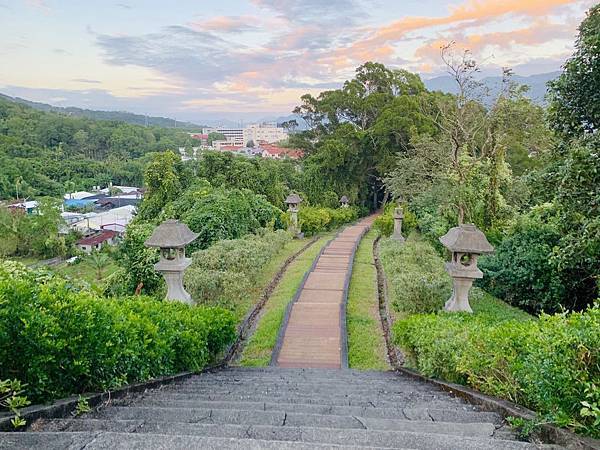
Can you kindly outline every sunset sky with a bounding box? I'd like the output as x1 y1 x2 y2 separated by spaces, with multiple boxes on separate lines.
0 0 594 121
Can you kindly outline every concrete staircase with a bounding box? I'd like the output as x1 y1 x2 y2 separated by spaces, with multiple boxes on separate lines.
1 367 560 449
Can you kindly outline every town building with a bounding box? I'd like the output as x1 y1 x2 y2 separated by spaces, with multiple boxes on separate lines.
258 142 304 160
76 229 119 254
202 123 288 148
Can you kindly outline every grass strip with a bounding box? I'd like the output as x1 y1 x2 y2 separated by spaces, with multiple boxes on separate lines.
347 229 390 371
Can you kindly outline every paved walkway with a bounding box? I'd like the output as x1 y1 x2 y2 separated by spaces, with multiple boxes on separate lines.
274 216 376 369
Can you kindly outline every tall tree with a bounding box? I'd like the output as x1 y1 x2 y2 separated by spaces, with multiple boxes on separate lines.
548 4 600 137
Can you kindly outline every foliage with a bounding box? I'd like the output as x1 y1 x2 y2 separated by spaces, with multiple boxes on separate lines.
0 198 73 258
104 222 163 297
0 379 30 428
394 304 600 437
0 96 193 200
0 262 235 404
548 4 600 137
373 202 417 237
379 234 451 314
297 206 358 236
294 62 432 210
185 229 292 315
173 186 285 253
195 151 302 209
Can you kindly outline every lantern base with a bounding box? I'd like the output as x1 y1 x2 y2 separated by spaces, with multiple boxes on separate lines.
444 277 474 313
391 232 405 242
158 269 193 305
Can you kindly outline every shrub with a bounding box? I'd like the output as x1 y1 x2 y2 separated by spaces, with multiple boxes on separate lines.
0 263 235 404
185 229 292 317
394 304 600 437
298 206 358 236
373 202 418 237
379 234 451 314
478 206 590 313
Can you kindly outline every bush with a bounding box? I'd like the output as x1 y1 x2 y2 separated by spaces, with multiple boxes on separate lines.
478 206 590 313
379 234 451 314
0 262 235 404
298 206 358 236
171 186 285 253
185 229 292 317
394 303 600 437
373 202 417 237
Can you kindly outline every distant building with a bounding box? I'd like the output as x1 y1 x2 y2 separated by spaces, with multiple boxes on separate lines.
76 229 118 254
71 205 137 232
7 200 38 215
203 123 288 148
190 133 209 146
259 142 304 160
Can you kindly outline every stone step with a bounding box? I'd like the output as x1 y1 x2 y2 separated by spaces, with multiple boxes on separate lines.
131 398 474 419
29 421 552 450
0 432 389 449
164 383 435 396
94 405 502 427
141 391 466 408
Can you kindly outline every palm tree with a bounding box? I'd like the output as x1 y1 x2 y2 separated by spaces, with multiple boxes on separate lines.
88 251 110 281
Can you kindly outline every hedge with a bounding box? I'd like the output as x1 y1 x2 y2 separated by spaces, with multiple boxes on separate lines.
298 206 358 236
0 262 236 404
379 234 600 437
394 306 600 437
185 229 292 317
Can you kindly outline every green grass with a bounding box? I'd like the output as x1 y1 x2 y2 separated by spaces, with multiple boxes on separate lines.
231 238 312 323
53 259 119 288
347 229 390 370
239 233 334 366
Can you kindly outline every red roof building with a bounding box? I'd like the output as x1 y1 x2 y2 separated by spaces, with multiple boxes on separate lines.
259 142 304 160
76 230 118 253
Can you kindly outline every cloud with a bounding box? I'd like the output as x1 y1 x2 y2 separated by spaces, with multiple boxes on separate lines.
23 0 49 12
190 15 259 33
115 2 131 9
71 78 102 84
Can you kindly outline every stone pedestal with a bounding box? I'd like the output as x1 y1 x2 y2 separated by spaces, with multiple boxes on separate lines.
156 258 193 304
392 207 405 242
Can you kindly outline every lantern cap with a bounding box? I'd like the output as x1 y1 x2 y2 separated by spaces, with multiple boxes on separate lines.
144 219 198 248
285 193 302 205
340 195 349 203
439 223 493 254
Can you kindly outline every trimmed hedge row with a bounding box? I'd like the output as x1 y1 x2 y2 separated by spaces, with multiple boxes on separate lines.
298 206 358 236
394 307 600 437
0 262 236 404
185 229 292 317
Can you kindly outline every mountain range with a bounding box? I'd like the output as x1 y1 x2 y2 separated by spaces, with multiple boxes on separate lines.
0 71 560 131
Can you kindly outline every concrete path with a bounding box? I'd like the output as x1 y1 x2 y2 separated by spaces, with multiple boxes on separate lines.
274 216 376 369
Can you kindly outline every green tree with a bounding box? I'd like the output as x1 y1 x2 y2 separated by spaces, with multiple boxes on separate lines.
548 4 600 136
207 132 226 146
87 251 110 281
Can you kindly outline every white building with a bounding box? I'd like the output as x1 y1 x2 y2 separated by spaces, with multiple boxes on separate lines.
71 205 136 232
203 123 288 148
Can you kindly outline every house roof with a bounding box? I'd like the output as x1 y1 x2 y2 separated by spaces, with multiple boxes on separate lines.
76 230 118 246
259 143 304 159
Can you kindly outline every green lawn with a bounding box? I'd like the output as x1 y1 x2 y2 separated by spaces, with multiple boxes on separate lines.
239 233 334 366
347 229 390 370
53 259 119 288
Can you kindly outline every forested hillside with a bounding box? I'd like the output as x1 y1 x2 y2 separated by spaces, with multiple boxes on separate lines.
0 97 196 199
0 93 202 130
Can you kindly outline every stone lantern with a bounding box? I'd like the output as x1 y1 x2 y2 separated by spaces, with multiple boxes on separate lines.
340 195 350 208
439 224 493 312
392 203 405 242
285 193 303 238
144 219 198 304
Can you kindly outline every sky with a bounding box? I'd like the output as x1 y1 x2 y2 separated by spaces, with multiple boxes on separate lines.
0 0 595 122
